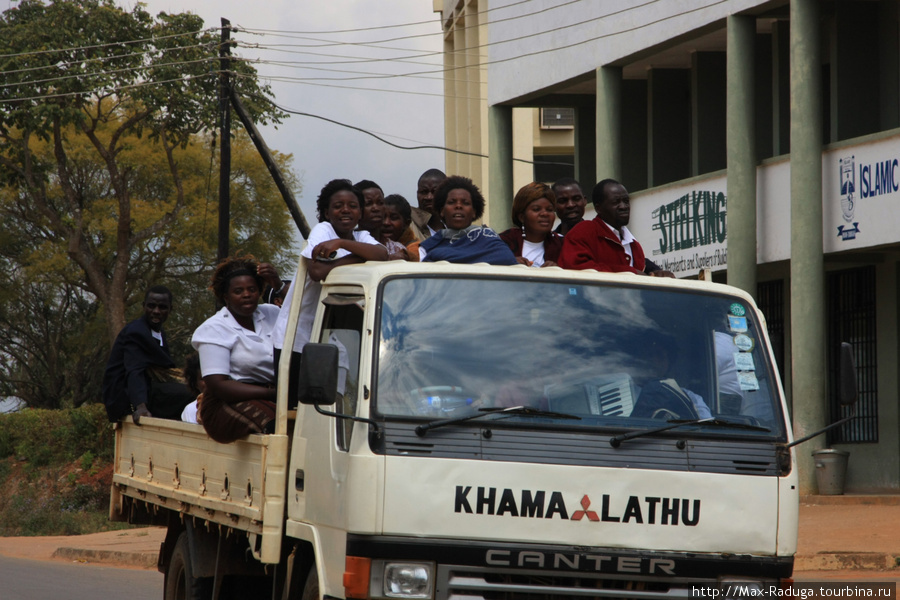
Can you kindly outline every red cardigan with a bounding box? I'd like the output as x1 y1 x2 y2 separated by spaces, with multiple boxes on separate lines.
558 216 646 273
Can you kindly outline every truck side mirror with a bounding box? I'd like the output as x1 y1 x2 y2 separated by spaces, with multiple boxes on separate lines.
839 342 859 406
297 343 339 406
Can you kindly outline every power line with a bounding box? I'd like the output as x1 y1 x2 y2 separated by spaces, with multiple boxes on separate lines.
0 26 214 60
0 40 216 78
234 0 584 49
0 57 217 91
233 71 469 100
0 72 215 105
239 0 722 84
232 0 533 36
251 93 555 166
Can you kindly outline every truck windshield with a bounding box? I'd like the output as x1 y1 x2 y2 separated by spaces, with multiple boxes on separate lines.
374 276 785 439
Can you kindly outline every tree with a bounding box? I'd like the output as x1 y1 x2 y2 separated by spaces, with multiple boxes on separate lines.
0 0 287 346
0 123 300 409
0 0 302 408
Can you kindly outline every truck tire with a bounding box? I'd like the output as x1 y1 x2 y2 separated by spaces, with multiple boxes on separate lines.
165 532 212 600
300 565 319 600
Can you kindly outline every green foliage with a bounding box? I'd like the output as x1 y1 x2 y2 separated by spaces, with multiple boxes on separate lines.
0 404 113 464
0 0 300 408
0 403 126 536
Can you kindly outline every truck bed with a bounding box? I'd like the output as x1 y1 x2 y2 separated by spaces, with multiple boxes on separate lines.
109 417 289 563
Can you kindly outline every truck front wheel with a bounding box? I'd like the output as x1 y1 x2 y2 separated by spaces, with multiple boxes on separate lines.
300 565 319 600
165 532 212 600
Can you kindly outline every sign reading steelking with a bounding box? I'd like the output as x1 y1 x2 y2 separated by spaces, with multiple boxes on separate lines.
629 184 729 278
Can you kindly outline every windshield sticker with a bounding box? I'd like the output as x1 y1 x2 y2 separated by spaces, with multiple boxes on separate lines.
729 303 746 316
733 352 756 371
569 288 578 296
738 372 760 391
733 334 754 352
727 315 748 332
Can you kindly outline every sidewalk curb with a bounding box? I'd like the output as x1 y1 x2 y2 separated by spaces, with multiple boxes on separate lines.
795 552 900 572
51 547 158 569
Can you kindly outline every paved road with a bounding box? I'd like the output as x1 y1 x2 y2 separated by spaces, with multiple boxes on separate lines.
0 555 162 600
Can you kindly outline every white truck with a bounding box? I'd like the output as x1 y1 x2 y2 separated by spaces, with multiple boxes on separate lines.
110 260 803 600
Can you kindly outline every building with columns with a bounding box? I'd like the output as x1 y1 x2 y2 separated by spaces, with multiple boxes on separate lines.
434 0 900 493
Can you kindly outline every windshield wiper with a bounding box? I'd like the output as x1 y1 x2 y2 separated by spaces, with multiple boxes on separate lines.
415 405 581 437
609 417 771 448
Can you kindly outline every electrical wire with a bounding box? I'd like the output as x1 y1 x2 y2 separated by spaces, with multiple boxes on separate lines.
234 0 533 35
0 72 215 105
250 92 563 166
0 40 217 78
0 26 215 60
237 0 725 83
235 0 587 48
0 57 217 91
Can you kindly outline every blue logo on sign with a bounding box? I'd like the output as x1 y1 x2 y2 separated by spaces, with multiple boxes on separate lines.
838 156 858 241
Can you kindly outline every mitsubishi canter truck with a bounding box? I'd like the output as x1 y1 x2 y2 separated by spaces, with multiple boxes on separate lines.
111 261 799 600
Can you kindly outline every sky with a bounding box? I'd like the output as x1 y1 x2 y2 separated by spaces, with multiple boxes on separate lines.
118 0 446 246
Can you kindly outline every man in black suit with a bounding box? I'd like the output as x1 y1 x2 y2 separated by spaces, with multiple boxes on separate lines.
102 285 189 423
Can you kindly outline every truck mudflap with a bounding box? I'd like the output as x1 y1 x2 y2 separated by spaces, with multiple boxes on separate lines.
346 534 793 600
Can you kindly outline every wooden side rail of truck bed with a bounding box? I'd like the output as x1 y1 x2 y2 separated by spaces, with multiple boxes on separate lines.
109 417 289 563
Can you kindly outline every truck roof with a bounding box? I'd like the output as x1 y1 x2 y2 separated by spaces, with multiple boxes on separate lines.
315 260 754 303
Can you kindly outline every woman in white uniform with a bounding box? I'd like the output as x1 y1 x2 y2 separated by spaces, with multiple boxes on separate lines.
192 255 280 443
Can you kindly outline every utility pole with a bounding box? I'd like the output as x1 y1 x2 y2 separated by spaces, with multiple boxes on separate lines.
231 90 312 239
217 18 232 264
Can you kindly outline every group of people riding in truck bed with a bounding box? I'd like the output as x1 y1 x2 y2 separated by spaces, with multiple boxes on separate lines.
102 170 681 443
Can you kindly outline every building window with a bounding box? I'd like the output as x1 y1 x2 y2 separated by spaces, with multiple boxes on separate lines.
532 155 574 184
757 280 785 388
539 107 575 129
826 266 877 444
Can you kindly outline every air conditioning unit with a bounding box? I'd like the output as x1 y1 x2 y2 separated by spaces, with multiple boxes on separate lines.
540 107 575 129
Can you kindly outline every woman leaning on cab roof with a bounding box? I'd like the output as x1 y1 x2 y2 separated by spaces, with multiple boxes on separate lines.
408 175 517 265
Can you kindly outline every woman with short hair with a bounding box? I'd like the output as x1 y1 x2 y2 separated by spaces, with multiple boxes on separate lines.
413 175 517 265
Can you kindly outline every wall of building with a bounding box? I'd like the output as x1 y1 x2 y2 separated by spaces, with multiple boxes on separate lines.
487 0 766 105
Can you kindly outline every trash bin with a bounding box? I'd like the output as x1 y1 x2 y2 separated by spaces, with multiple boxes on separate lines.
812 448 850 495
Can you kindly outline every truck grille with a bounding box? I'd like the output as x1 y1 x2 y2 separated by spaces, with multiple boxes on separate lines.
437 565 691 600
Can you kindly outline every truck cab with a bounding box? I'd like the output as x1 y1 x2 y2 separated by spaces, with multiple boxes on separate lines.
285 261 796 599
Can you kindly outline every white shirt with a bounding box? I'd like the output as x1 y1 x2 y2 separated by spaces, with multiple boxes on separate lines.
522 239 545 267
192 304 281 384
274 222 381 353
181 399 199 424
603 220 637 266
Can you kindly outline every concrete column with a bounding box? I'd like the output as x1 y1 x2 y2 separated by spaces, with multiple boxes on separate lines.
488 105 514 232
596 66 622 181
444 34 459 176
726 15 758 298
790 0 826 494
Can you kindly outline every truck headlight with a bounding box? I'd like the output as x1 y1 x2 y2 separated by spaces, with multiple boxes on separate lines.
718 578 767 600
381 562 434 598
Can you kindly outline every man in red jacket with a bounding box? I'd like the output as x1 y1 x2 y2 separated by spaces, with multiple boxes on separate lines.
559 179 673 277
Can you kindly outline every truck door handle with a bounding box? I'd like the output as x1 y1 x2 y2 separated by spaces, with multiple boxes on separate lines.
295 469 305 492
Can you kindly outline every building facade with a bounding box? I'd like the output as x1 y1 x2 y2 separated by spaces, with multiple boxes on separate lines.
434 0 900 494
